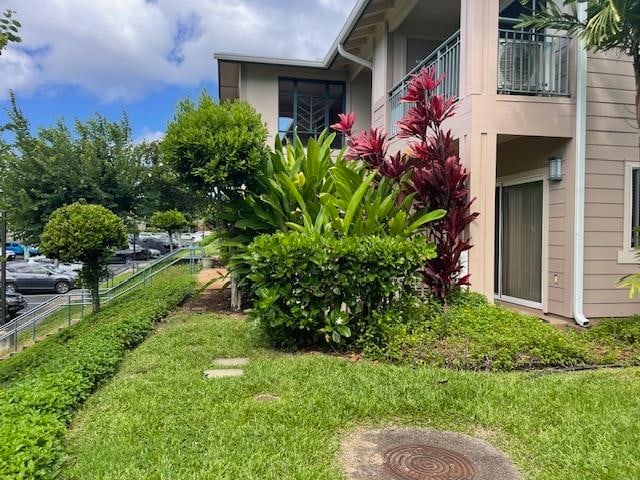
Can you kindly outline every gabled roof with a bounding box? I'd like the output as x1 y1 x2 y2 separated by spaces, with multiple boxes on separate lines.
214 0 393 70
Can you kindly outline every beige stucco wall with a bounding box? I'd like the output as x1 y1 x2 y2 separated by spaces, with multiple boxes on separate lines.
583 51 640 317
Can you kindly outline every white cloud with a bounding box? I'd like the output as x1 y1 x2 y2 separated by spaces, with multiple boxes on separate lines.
135 129 165 144
2 0 358 102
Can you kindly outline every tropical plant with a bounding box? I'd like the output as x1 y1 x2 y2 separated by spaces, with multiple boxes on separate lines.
40 202 127 312
0 9 21 55
333 67 478 302
221 131 444 285
517 0 639 128
150 209 187 252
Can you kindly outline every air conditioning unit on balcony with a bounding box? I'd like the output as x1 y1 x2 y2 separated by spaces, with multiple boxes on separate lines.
498 38 545 92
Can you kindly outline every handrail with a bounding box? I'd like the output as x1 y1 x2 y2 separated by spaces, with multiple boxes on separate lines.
0 247 206 347
389 30 461 97
388 30 461 137
497 28 571 96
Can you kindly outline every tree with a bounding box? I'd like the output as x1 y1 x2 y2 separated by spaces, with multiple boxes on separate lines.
0 10 21 55
0 95 144 242
162 93 268 220
135 140 203 218
518 0 640 128
332 67 478 302
40 203 126 313
150 209 186 252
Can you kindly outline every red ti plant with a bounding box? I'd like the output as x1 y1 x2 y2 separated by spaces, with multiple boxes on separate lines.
332 66 478 302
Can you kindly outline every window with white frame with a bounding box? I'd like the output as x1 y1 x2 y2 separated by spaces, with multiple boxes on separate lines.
620 162 640 263
632 167 640 248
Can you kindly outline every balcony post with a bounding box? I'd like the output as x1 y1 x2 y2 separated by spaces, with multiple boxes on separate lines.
460 0 499 98
461 130 498 301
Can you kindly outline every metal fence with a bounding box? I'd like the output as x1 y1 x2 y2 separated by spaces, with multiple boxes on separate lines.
0 246 205 354
497 29 571 96
389 30 461 137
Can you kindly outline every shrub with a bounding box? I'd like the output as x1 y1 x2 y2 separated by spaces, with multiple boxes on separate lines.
247 232 435 346
0 267 195 479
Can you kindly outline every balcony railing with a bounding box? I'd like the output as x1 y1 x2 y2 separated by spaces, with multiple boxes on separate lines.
388 30 460 137
497 29 571 96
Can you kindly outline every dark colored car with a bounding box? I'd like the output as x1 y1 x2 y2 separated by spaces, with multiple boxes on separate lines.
108 247 151 264
3 292 27 321
5 263 75 294
136 237 169 255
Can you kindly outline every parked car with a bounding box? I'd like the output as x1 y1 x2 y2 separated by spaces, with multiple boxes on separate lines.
27 256 83 276
4 292 27 321
5 264 75 294
4 250 16 261
108 247 151 264
5 242 39 257
147 248 162 259
136 236 169 255
150 233 179 250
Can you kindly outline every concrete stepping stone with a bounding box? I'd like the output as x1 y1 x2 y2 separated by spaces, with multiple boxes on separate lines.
212 357 250 367
203 369 244 379
254 394 280 403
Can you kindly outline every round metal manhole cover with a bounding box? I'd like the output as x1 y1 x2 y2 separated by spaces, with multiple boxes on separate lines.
383 444 477 480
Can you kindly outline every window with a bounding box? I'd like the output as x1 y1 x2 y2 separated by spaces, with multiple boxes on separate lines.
632 167 640 248
278 78 346 149
619 163 640 263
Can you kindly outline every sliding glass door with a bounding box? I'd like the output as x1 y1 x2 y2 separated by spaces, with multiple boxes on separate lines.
495 180 543 307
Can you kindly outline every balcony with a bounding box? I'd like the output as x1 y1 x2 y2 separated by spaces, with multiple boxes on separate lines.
388 30 461 137
497 29 571 96
387 26 572 137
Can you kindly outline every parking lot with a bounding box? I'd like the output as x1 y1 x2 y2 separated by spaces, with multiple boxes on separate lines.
6 259 152 317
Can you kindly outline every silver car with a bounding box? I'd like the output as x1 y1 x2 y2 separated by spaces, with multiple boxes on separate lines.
5 263 76 294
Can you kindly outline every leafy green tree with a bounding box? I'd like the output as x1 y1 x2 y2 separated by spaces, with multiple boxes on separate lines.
162 93 268 219
40 202 126 313
135 140 203 218
518 0 639 127
0 95 144 242
150 209 187 251
0 10 21 54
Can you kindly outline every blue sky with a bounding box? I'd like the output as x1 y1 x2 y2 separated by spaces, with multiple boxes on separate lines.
0 0 357 142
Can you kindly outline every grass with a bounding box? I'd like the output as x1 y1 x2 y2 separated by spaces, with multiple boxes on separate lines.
365 293 640 371
64 312 640 479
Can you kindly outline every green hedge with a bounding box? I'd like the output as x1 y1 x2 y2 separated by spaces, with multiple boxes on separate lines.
247 232 433 346
0 267 196 479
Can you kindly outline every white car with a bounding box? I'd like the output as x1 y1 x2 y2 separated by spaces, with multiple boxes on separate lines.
147 248 161 259
4 250 16 261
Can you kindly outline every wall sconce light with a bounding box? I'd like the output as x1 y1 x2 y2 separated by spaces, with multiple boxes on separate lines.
548 156 563 181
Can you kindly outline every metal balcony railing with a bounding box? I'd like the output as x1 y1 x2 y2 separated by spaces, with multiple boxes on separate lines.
388 30 460 137
497 29 571 96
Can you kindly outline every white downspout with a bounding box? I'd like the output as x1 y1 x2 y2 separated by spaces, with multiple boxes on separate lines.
573 3 590 327
338 43 373 71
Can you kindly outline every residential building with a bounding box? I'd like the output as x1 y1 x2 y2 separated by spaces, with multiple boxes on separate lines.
215 0 640 324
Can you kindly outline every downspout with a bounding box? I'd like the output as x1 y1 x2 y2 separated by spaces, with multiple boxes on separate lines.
338 43 373 71
573 3 589 327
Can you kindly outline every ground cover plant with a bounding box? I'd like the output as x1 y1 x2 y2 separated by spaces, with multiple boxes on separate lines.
0 266 196 479
63 312 640 479
365 292 640 371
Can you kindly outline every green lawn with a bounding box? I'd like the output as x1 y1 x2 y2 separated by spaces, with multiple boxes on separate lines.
64 312 640 479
